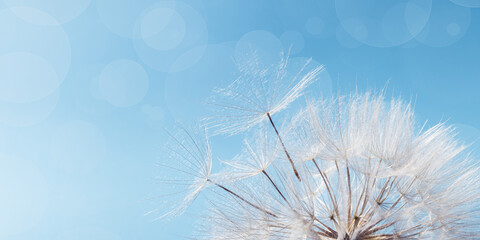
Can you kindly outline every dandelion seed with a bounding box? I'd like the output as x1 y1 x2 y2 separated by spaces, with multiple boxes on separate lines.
207 51 324 181
157 127 280 223
214 128 280 182
152 127 213 219
207 51 324 136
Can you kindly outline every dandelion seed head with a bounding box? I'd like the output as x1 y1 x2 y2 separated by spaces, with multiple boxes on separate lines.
158 54 479 239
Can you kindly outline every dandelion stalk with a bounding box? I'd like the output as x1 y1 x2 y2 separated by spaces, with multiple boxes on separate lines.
267 112 301 181
262 170 289 204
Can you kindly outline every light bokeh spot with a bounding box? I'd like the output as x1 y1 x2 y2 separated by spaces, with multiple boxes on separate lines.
96 0 174 38
133 2 208 72
447 22 461 36
235 30 284 68
415 1 470 47
4 0 91 24
140 8 186 51
0 8 71 88
4 6 59 26
335 0 432 47
335 24 362 48
71 64 116 117
0 52 59 103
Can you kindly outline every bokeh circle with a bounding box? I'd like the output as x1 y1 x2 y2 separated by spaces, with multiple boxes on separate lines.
96 0 173 38
0 8 71 103
234 30 284 68
140 8 186 51
133 1 208 72
335 0 432 47
4 0 91 25
0 52 59 103
415 1 471 47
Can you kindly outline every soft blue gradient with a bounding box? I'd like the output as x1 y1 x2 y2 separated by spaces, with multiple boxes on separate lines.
1 0 479 239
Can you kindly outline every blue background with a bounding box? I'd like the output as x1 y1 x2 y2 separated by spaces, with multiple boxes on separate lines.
1 0 479 239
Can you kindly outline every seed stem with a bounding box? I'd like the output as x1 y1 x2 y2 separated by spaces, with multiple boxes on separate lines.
208 179 277 218
266 112 301 181
262 170 289 204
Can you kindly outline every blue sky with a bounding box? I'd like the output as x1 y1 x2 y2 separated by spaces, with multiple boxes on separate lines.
1 0 479 239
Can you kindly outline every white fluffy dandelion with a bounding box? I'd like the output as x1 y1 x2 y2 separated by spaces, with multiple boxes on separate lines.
158 57 480 239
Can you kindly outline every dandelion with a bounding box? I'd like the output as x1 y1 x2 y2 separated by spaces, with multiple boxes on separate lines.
158 56 480 239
